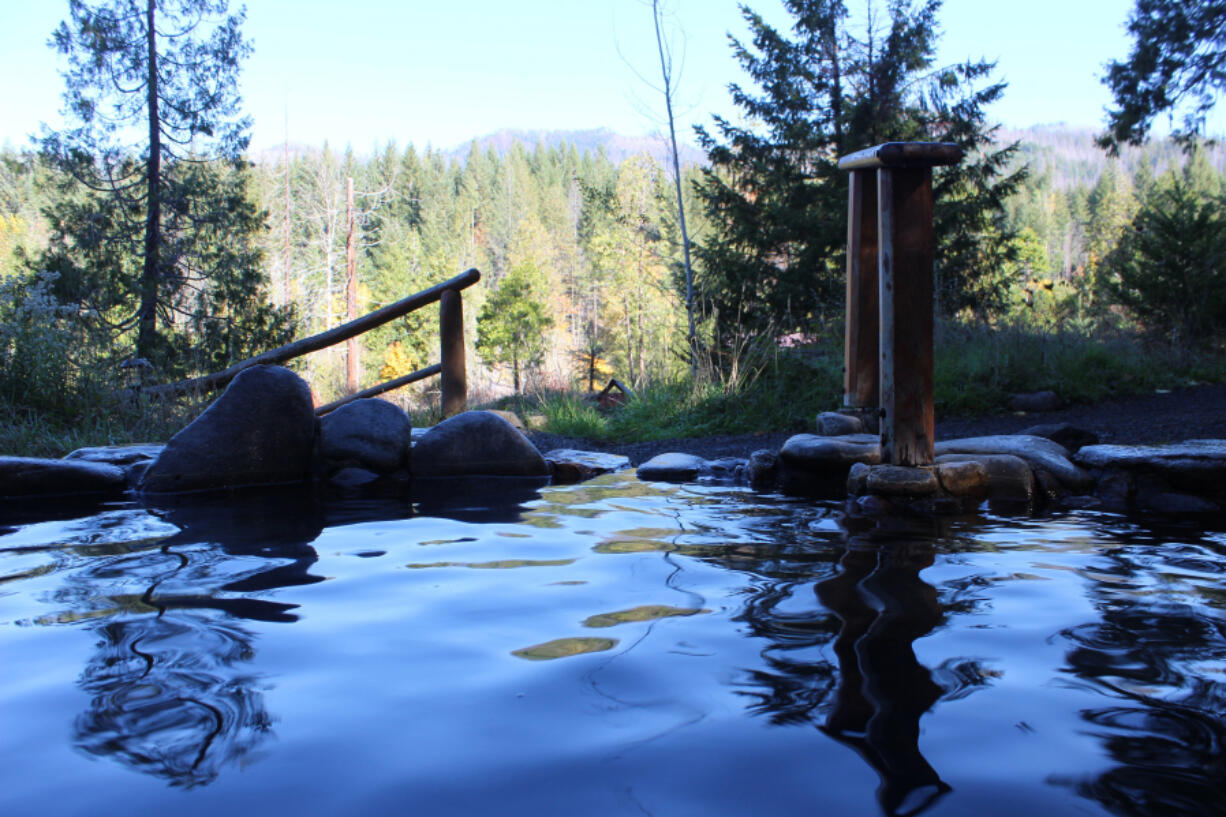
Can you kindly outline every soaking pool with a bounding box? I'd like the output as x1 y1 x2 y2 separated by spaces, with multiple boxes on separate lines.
1 472 1223 817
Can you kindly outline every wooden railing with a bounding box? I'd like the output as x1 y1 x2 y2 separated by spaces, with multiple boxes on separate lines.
837 143 962 466
143 268 481 417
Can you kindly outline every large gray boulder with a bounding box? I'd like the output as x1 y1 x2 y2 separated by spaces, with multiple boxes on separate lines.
935 434 1091 491
140 365 317 494
319 398 413 474
411 410 548 477
0 456 126 499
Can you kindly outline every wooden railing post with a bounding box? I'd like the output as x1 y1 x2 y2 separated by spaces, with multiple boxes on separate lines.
439 288 466 418
844 168 879 411
838 143 963 467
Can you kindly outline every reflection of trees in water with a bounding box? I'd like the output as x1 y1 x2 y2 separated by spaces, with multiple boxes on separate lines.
75 612 272 788
62 493 326 788
714 512 996 817
1056 528 1226 816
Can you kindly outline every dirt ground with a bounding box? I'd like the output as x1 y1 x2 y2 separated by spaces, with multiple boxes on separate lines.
526 383 1226 466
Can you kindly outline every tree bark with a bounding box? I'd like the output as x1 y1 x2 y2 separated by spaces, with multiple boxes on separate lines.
138 0 160 360
652 0 697 376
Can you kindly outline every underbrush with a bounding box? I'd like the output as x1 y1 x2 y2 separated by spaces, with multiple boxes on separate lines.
528 323 1226 442
0 393 207 459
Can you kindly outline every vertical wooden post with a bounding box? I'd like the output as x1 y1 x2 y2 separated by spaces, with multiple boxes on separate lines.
878 167 935 466
439 288 466 417
345 176 359 394
837 142 962 468
844 168 879 410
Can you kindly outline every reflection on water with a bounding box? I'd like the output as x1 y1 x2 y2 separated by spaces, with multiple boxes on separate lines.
2 478 1224 815
63 492 326 787
1055 518 1226 816
719 513 955 816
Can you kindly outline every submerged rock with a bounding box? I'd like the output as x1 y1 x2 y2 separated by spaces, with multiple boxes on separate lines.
411 410 548 478
545 449 631 483
319 398 413 474
141 365 317 494
0 456 126 499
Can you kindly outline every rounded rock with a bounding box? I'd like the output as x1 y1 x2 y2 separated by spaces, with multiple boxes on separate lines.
320 398 413 474
411 410 548 478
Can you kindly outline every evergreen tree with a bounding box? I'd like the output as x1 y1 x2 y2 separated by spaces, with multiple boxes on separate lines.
1106 171 1226 347
475 260 553 393
1100 0 1226 152
39 0 290 375
693 0 1024 355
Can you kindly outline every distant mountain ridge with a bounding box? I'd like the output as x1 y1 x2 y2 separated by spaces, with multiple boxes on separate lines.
253 125 1223 191
446 127 706 167
996 124 1226 189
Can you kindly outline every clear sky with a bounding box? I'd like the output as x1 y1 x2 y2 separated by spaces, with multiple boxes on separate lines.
1 0 1176 155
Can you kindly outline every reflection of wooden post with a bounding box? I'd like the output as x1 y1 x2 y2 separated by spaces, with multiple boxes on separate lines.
439 288 466 417
844 168 879 410
838 143 962 467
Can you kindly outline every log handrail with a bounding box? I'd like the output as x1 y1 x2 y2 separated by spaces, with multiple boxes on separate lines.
141 268 480 416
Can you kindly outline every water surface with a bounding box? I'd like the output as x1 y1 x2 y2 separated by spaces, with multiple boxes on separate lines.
2 473 1223 816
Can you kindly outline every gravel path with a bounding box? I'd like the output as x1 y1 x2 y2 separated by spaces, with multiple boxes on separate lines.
526 383 1226 466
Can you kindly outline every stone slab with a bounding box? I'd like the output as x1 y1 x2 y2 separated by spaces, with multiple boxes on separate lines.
935 435 1091 490
545 449 631 483
0 456 126 499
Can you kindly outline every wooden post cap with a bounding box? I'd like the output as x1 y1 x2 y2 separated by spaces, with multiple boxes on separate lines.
837 142 964 171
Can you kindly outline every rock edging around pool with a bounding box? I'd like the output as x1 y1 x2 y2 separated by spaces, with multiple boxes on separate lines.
2 366 1223 518
637 424 1226 517
0 365 632 505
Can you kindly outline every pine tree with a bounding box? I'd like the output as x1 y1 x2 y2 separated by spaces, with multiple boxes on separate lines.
475 260 553 393
693 0 1025 354
1106 170 1226 347
1099 0 1226 152
39 0 290 375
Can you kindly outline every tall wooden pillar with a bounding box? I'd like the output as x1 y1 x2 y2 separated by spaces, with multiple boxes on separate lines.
837 142 963 467
878 166 935 466
844 168 879 410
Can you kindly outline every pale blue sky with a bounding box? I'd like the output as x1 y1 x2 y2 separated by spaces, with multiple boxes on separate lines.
1 0 1171 154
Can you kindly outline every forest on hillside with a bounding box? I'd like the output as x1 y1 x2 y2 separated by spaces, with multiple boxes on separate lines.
2 0 1224 442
